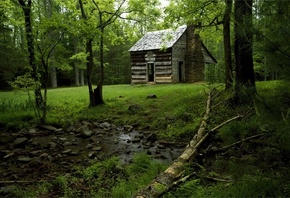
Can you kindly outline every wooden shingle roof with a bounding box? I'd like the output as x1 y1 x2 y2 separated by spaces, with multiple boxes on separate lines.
129 25 217 64
129 25 187 51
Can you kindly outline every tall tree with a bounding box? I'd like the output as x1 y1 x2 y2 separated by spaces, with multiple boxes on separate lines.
254 0 290 81
17 0 44 123
92 0 126 105
223 0 233 89
78 0 95 106
234 0 255 101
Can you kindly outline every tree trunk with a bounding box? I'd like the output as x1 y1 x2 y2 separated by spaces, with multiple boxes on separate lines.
86 39 95 107
79 0 95 106
234 0 255 101
75 65 80 86
50 66 57 88
224 0 233 89
18 0 43 120
93 19 105 105
74 38 80 86
80 69 85 86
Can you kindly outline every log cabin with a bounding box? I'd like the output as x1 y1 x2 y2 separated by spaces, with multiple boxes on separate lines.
129 25 217 84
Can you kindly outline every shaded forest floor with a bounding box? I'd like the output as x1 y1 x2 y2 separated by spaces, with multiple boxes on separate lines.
0 81 290 197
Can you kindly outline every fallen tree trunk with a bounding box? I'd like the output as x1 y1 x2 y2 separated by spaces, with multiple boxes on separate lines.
134 89 215 198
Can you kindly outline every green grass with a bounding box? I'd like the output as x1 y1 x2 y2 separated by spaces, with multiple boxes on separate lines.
0 83 208 139
1 81 290 197
9 153 166 198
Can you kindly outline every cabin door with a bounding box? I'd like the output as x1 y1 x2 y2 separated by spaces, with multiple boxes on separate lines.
178 61 184 82
147 63 155 82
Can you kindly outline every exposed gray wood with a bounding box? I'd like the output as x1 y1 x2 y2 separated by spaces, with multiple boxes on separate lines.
132 79 147 83
155 61 172 66
132 63 147 66
132 75 146 79
132 66 146 70
156 76 172 80
132 71 146 75
156 71 172 75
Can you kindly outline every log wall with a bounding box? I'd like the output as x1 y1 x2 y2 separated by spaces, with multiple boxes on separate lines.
130 49 173 84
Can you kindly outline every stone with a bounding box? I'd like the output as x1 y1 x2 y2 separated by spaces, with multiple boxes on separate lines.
18 157 32 162
47 155 54 161
28 128 36 133
91 136 100 144
30 141 39 147
88 152 96 158
143 144 151 149
116 127 123 131
55 128 63 132
66 125 75 132
28 159 43 167
62 149 72 154
48 142 57 148
124 125 133 132
30 150 42 156
82 121 91 126
59 137 67 141
0 134 14 144
86 144 93 149
92 147 102 151
128 104 142 114
146 94 157 99
63 141 71 146
81 127 93 138
157 144 165 149
4 152 14 159
132 138 141 143
40 153 49 158
41 125 58 131
13 137 28 147
70 151 79 155
100 122 111 129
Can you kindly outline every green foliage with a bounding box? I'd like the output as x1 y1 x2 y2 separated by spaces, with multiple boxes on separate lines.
204 175 288 198
82 156 121 181
111 153 166 198
165 174 290 198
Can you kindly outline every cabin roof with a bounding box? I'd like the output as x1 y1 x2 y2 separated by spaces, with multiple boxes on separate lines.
129 25 217 64
129 25 187 51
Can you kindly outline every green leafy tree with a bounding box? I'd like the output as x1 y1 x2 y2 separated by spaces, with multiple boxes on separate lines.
0 0 26 90
254 0 290 81
17 0 44 123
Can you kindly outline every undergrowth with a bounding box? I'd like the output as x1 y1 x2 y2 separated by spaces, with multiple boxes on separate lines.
10 153 166 198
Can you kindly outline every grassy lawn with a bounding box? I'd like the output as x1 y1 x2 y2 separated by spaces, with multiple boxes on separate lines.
1 81 290 197
0 83 208 139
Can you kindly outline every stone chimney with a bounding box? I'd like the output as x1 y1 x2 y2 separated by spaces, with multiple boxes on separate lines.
184 25 205 82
